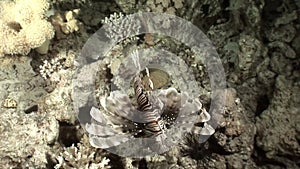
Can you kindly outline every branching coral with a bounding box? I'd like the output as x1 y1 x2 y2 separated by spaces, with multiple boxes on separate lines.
39 49 75 82
39 57 63 81
101 12 140 43
0 0 54 57
54 142 111 169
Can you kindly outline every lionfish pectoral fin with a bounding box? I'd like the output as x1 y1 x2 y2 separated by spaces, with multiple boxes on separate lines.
89 134 132 149
90 107 108 124
148 94 164 116
85 123 117 136
100 97 108 111
103 90 150 123
156 87 179 104
179 98 202 117
115 105 150 123
198 108 211 122
193 123 215 136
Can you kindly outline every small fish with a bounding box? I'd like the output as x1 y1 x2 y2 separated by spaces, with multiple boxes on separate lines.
1 98 17 108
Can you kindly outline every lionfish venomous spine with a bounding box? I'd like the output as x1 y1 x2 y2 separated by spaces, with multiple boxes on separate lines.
133 73 165 137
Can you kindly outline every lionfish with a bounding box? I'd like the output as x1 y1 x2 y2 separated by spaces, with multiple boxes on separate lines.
132 71 166 137
85 70 165 148
85 52 215 153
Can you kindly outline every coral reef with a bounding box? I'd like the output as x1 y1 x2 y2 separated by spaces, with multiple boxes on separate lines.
54 136 111 169
39 50 77 124
0 110 58 168
0 0 299 168
256 76 300 166
0 56 55 168
0 0 54 57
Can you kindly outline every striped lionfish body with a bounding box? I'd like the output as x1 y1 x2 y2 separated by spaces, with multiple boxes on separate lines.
134 74 152 111
133 73 165 137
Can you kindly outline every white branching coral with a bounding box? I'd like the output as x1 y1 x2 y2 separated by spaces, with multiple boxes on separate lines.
39 49 76 82
54 143 111 169
101 12 140 43
0 0 54 57
101 12 125 25
39 57 63 81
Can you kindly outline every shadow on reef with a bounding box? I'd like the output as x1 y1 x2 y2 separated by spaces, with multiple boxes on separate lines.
181 132 232 160
58 121 82 147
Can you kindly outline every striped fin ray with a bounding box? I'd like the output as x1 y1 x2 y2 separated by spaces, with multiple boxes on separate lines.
192 123 215 136
199 123 215 135
90 106 108 125
198 108 211 122
85 123 118 136
156 88 201 125
92 104 135 132
155 88 213 139
100 91 156 123
89 134 133 149
176 96 202 120
89 103 141 136
87 107 140 149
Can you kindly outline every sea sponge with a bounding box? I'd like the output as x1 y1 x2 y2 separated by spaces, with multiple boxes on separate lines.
0 0 54 57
